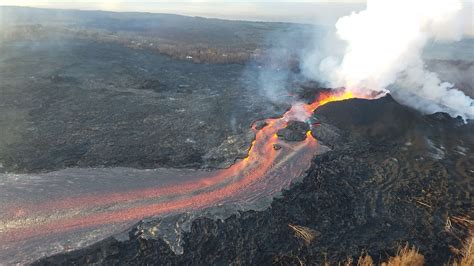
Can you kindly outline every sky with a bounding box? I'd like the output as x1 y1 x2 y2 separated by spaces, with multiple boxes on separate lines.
0 1 365 25
0 1 472 28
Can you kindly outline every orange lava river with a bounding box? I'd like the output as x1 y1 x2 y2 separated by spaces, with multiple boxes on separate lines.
0 90 354 263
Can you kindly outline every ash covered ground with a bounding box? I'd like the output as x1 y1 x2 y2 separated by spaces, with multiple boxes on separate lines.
0 7 473 265
0 38 290 173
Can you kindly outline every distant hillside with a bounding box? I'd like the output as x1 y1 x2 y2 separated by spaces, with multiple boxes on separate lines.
0 6 319 64
0 6 316 48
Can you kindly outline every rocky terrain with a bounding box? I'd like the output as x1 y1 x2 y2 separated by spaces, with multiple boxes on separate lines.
0 6 472 265
35 95 473 265
0 38 292 173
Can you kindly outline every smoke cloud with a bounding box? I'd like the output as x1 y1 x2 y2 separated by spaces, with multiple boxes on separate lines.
303 0 474 119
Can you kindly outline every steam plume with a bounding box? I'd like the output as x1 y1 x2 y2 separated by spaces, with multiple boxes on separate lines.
304 0 474 119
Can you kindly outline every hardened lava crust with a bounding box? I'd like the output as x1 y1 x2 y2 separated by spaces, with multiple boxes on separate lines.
35 95 473 265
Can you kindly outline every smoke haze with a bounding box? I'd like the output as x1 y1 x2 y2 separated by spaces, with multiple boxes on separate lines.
303 0 474 119
1 1 472 118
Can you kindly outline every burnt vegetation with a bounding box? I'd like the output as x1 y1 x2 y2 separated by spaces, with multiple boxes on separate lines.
0 6 313 65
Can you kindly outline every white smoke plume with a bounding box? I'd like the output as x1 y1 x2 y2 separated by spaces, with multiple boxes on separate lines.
304 0 474 119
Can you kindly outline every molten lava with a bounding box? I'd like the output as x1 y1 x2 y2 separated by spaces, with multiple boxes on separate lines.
0 90 357 257
304 90 354 113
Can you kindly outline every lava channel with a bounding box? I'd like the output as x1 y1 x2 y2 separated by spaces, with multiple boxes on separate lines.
0 89 355 263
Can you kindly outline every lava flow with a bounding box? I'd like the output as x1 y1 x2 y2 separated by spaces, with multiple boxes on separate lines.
0 89 356 263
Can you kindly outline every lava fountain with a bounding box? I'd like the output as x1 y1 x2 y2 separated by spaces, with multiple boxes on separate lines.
0 89 356 264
